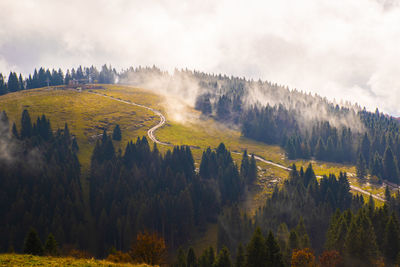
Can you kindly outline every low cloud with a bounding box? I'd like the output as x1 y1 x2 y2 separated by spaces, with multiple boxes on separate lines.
1 0 400 115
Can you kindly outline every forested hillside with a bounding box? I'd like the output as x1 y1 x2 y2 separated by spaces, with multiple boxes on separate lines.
2 65 400 266
0 109 257 259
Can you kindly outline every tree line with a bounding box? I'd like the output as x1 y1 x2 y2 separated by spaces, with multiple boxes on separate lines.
0 65 117 95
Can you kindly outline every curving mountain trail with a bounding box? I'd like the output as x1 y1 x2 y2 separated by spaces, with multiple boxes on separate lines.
89 91 171 146
91 91 386 202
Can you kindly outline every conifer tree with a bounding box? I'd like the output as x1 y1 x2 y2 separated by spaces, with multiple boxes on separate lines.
289 230 300 251
7 72 19 92
175 248 187 267
187 247 197 267
383 147 399 183
246 228 266 267
215 247 231 267
265 231 284 267
112 124 122 141
235 244 245 267
20 109 32 139
0 73 7 95
44 233 59 256
11 122 18 138
383 214 400 263
356 152 367 178
23 228 44 255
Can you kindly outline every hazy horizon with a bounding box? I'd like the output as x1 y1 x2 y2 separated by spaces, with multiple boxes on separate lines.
1 0 400 115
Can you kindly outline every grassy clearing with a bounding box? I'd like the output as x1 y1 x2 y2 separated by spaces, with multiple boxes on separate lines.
0 254 151 267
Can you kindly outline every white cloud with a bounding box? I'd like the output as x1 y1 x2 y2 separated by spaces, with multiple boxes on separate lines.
1 0 400 115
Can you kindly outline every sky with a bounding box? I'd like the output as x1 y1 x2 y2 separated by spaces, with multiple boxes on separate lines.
1 0 400 115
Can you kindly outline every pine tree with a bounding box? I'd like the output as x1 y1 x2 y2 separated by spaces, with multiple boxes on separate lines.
383 214 400 263
199 246 215 267
214 247 231 267
112 124 122 141
383 147 399 183
19 74 24 90
235 244 245 267
7 72 19 92
44 233 59 256
315 137 326 160
361 133 371 165
175 248 187 267
23 228 44 255
356 152 367 178
11 122 18 138
370 152 383 179
289 230 300 251
20 109 32 139
265 231 284 267
0 73 8 95
246 228 266 267
187 247 197 267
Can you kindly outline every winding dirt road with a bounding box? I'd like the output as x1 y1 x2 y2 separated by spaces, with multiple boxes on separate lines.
91 91 386 202
89 91 171 146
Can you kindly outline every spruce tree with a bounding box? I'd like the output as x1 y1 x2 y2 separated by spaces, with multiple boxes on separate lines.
44 233 59 256
215 247 231 267
23 228 44 255
246 228 266 267
0 73 8 95
187 247 197 267
20 109 32 139
235 244 245 267
175 248 187 267
265 231 284 267
356 152 367 178
383 147 399 183
112 124 122 141
383 214 400 263
7 72 19 92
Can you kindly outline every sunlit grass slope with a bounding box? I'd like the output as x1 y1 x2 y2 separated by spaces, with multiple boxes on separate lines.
0 254 151 267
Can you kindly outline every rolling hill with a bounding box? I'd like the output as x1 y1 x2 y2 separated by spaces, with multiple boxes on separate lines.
0 84 390 255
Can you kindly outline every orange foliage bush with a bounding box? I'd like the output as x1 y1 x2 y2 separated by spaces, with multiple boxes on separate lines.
291 248 316 267
130 230 167 265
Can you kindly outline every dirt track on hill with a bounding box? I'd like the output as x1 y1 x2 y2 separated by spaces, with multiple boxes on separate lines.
89 91 171 146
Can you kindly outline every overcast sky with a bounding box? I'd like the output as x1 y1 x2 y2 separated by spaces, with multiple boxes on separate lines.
1 0 400 115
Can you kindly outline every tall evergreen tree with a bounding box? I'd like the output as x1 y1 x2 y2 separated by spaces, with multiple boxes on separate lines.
20 109 32 139
383 214 400 263
23 228 43 255
265 231 284 267
214 247 231 267
356 152 367 178
7 72 19 92
44 233 59 256
0 73 7 95
187 247 197 267
235 244 245 267
112 124 122 141
246 228 266 267
383 147 399 183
